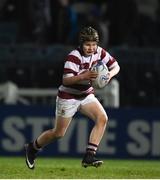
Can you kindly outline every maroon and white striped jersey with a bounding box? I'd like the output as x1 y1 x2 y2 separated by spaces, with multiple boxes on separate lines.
58 46 118 99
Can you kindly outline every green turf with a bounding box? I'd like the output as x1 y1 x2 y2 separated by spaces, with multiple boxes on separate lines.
0 157 160 179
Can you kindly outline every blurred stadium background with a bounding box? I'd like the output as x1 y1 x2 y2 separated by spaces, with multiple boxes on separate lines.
0 0 160 161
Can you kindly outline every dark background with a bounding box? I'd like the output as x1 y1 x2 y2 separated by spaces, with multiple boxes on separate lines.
0 0 160 107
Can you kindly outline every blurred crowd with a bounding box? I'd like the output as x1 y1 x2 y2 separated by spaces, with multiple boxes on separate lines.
0 0 160 48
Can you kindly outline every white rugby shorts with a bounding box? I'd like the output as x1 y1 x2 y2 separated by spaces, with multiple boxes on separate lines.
55 94 106 118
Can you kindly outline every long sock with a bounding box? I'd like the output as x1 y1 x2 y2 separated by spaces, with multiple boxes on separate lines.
86 142 98 155
33 139 42 151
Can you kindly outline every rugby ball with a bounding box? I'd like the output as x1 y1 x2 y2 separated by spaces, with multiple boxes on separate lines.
91 61 109 89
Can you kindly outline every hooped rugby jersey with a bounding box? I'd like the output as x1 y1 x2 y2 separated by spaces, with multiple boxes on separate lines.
58 46 118 99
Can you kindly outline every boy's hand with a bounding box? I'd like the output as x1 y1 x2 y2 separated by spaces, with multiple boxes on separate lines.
79 70 98 81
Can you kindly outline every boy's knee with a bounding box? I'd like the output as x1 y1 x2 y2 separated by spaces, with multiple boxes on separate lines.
54 130 66 139
98 114 108 126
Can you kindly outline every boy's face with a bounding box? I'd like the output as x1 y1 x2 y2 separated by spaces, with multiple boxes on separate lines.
82 41 98 56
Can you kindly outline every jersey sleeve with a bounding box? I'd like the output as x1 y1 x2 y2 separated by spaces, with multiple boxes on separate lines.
63 53 81 78
100 48 118 70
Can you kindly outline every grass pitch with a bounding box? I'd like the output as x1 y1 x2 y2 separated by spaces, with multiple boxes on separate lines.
0 157 160 179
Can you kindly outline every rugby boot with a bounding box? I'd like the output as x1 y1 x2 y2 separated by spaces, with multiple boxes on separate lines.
25 143 38 169
82 151 103 168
